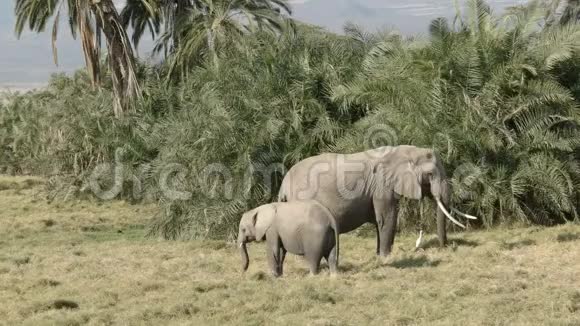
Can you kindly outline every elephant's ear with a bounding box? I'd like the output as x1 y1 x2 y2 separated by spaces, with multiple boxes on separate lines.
394 161 422 199
377 157 422 200
254 205 275 241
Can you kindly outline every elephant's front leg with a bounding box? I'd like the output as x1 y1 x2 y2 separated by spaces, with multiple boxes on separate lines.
266 236 282 277
373 194 399 257
278 247 287 276
373 222 380 255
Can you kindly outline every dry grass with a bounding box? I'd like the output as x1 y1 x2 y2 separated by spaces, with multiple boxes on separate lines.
0 176 579 325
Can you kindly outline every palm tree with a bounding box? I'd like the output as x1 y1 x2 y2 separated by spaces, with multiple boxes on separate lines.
543 0 580 25
121 0 291 74
147 25 362 239
122 0 291 51
15 0 141 118
167 0 291 75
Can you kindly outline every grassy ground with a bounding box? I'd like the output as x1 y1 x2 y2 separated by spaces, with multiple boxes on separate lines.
0 175 579 325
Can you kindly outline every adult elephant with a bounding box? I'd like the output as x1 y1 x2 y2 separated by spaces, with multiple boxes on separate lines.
278 145 476 257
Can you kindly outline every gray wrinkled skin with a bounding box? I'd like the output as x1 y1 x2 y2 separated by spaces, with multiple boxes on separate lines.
278 145 450 257
238 200 339 277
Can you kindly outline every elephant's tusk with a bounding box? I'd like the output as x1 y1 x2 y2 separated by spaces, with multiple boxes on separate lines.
239 242 244 248
436 199 466 229
451 207 478 220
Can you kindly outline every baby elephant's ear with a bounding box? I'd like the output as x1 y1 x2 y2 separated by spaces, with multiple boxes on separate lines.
254 205 275 241
251 211 258 226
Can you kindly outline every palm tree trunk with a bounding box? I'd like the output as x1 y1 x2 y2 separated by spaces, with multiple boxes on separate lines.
561 0 580 25
75 0 101 90
91 0 141 119
207 28 219 68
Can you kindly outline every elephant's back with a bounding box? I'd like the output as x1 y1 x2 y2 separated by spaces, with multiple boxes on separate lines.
279 153 339 200
290 152 338 170
279 152 375 233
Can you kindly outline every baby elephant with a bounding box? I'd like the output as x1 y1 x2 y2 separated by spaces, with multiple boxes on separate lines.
238 200 339 277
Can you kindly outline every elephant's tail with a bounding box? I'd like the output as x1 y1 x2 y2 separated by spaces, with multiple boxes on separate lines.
332 215 339 269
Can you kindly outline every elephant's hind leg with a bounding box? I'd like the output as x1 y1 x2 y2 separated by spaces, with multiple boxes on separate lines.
326 245 338 276
373 222 380 255
307 258 321 276
305 251 322 276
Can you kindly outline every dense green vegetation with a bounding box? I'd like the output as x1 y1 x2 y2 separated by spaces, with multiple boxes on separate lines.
2 0 580 239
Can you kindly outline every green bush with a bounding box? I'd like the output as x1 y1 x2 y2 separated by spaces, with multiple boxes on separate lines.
2 1 580 239
332 2 580 227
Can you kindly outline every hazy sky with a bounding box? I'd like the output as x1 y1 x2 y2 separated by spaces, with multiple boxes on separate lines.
0 0 524 89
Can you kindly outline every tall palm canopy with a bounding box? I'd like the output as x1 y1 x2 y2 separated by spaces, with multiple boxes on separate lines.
122 0 291 52
121 0 292 77
15 0 141 118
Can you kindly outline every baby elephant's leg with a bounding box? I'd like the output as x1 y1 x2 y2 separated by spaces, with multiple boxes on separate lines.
306 254 322 276
305 241 324 276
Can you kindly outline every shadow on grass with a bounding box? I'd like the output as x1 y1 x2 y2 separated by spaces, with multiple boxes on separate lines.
556 232 580 243
50 299 79 310
390 256 441 269
422 237 479 250
500 239 536 250
337 261 359 273
20 179 45 189
0 181 19 191
315 261 360 274
307 288 338 304
193 282 228 293
0 179 43 191
81 225 147 242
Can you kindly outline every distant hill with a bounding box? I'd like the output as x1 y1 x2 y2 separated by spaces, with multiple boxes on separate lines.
291 0 519 34
292 0 430 34
0 83 46 95
0 0 521 85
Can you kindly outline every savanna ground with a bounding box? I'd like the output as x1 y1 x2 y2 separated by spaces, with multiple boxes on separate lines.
0 175 579 326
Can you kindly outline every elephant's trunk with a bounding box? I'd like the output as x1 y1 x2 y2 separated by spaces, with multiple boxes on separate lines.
431 171 478 233
430 175 453 245
431 175 465 228
238 230 249 271
239 241 249 272
436 198 465 228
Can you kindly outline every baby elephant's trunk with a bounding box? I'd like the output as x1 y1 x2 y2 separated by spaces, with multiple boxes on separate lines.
238 232 249 271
